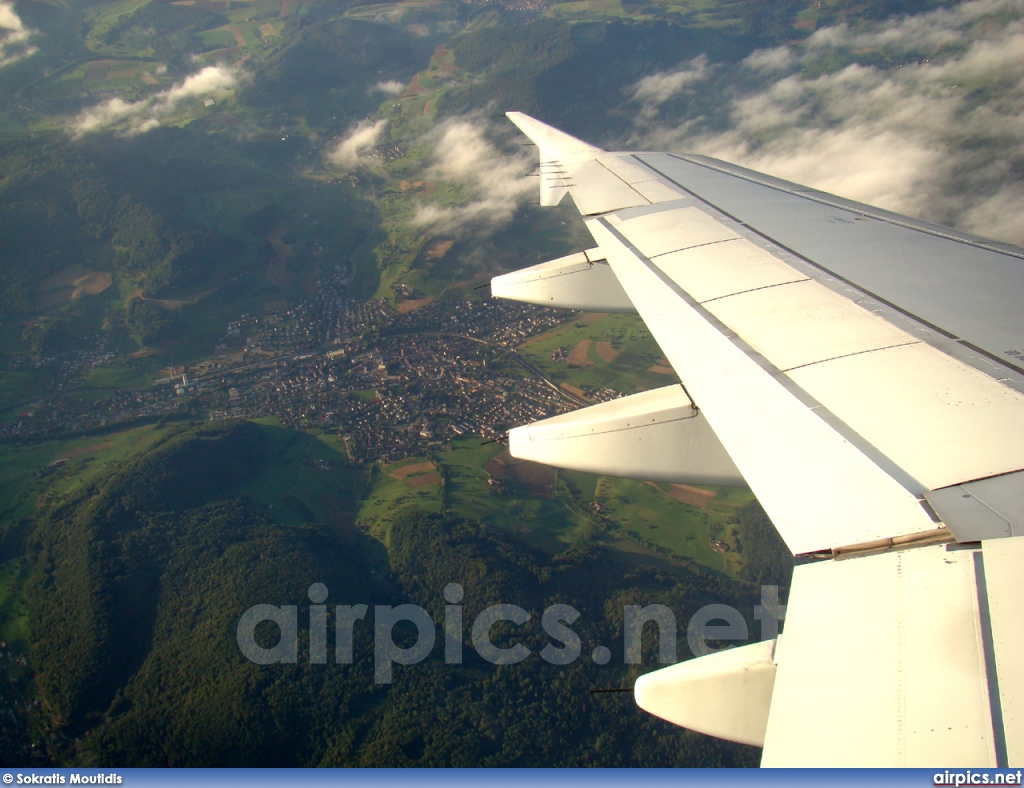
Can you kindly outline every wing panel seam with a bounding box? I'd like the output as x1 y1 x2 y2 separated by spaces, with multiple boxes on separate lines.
698 278 813 305
649 236 743 259
593 159 654 207
781 340 923 373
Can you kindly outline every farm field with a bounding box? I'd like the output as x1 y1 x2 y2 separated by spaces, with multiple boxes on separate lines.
0 422 175 525
355 455 443 544
595 477 753 577
426 438 751 575
517 312 676 398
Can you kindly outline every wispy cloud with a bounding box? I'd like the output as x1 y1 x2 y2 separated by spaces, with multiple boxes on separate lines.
628 0 1024 244
327 119 388 169
71 65 241 137
0 2 38 68
630 55 709 120
411 117 535 236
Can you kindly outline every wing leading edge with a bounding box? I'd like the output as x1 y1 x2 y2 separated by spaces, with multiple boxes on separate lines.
494 112 1024 767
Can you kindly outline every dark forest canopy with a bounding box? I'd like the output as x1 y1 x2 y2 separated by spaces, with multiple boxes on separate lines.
26 421 760 767
0 136 241 318
733 500 794 596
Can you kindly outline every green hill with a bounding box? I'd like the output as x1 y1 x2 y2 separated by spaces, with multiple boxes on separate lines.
25 421 759 766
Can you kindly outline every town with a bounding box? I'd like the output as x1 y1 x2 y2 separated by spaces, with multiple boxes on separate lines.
0 295 626 465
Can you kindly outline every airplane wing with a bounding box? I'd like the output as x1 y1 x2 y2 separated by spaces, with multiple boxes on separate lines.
492 112 1024 767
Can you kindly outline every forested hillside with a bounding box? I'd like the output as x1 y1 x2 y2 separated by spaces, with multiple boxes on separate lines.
0 138 235 309
25 421 759 766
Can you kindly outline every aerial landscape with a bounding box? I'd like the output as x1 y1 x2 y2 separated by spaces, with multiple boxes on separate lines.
0 0 1021 768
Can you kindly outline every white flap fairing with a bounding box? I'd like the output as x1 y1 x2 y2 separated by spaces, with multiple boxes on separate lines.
508 385 743 486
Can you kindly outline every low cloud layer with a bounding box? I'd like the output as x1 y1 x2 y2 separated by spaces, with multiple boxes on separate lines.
628 0 1024 244
71 65 241 137
327 119 388 169
0 2 37 68
411 118 535 236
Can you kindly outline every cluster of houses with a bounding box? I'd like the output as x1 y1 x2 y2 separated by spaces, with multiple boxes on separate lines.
2 296 619 469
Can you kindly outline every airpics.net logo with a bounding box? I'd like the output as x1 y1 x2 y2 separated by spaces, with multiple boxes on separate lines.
236 583 786 682
934 772 1023 786
937 769 1024 781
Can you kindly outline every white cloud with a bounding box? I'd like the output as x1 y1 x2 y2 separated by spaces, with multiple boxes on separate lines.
71 65 241 137
372 79 405 96
805 0 1021 54
0 2 37 68
742 47 795 74
630 55 709 120
411 118 535 236
628 0 1024 243
327 119 388 169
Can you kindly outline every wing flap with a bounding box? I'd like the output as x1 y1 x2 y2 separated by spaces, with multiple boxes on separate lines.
655 238 809 303
763 543 998 766
984 536 1024 766
612 205 741 258
704 279 917 371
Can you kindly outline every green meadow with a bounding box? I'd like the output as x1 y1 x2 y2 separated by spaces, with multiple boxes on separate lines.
517 312 677 396
0 558 30 652
0 423 174 525
355 455 443 545
595 477 753 577
434 436 594 554
240 419 369 531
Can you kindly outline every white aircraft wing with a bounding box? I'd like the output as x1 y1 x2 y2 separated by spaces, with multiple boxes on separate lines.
493 112 1024 767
